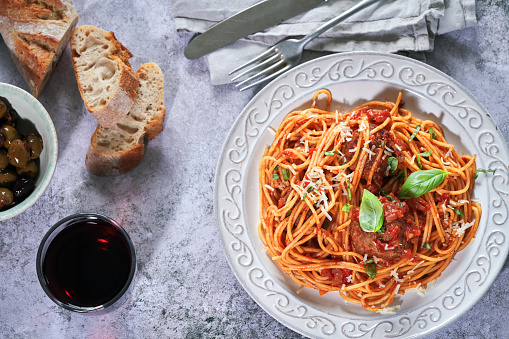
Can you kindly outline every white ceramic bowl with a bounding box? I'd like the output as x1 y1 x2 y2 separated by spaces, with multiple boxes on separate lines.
0 83 58 221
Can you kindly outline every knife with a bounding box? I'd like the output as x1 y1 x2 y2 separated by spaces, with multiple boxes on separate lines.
184 0 328 60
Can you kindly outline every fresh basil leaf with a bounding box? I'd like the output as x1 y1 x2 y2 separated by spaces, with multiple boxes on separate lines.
324 150 339 156
386 156 398 175
286 210 292 217
428 127 437 140
454 208 465 219
398 169 448 199
307 186 314 192
416 150 432 169
364 262 377 280
272 173 280 180
274 165 280 171
422 242 431 249
359 189 384 233
408 125 421 141
341 203 352 213
282 168 290 181
302 192 307 200
346 179 352 202
474 169 494 179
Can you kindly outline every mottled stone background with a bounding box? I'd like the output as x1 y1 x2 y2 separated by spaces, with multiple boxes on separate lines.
0 1 508 338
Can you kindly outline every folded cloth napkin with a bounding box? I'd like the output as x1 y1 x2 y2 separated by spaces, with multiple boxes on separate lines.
172 0 476 85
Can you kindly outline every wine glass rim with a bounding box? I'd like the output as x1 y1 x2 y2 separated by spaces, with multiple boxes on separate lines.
36 213 136 313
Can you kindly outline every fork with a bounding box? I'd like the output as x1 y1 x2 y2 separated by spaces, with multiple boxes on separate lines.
229 0 383 91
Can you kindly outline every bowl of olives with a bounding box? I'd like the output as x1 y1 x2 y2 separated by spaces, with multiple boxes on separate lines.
0 83 57 221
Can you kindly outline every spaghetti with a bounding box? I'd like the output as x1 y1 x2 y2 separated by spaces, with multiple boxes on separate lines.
258 89 481 312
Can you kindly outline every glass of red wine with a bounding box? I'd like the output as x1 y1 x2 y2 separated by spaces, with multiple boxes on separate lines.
36 213 136 313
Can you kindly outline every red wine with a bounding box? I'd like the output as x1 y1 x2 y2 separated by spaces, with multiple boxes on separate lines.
42 220 133 308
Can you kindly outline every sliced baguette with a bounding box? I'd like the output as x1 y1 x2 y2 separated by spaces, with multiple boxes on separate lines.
0 0 79 98
85 62 165 176
70 25 139 128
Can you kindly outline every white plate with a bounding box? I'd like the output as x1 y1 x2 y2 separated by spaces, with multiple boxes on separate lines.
214 52 509 338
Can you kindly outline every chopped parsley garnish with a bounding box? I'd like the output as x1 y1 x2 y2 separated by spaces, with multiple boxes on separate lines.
324 150 339 156
428 127 437 140
386 156 398 175
363 259 377 279
408 125 421 141
341 203 352 213
474 169 494 179
375 181 396 202
454 208 465 219
286 210 292 217
282 168 290 181
377 227 385 235
272 173 280 180
346 179 352 202
394 170 406 182
307 186 314 193
416 150 432 169
422 242 432 249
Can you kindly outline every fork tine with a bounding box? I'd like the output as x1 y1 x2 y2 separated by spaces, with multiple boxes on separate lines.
236 62 290 92
228 46 277 75
230 53 281 82
234 58 286 88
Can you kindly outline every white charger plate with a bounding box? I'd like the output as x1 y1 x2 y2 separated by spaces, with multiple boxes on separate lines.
214 52 509 338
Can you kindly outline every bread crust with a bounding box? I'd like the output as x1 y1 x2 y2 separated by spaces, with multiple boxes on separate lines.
86 142 144 176
0 0 79 98
70 25 139 128
85 62 165 176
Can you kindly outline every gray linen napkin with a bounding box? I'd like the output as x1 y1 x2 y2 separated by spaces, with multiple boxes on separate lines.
173 0 476 85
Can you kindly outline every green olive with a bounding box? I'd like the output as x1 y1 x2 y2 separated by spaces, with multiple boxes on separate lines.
0 100 6 119
0 169 18 188
0 187 13 208
1 125 20 149
0 150 8 170
8 139 30 168
16 160 38 179
26 134 43 159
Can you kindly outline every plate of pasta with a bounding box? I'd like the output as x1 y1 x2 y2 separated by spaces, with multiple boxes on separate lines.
214 52 509 338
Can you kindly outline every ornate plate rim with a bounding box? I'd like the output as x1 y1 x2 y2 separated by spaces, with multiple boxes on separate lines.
213 51 509 338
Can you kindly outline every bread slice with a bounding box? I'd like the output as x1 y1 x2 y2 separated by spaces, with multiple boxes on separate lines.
70 25 139 128
0 0 79 98
85 62 165 176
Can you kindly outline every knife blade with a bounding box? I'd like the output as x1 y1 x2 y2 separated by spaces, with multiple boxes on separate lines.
184 0 327 60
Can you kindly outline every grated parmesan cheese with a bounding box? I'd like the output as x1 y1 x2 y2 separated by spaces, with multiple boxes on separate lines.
391 269 404 282
416 280 436 297
320 206 332 221
376 305 400 315
453 220 475 236
264 184 274 191
406 260 425 275
441 157 452 166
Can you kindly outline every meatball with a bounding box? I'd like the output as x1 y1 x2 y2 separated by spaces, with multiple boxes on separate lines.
350 197 420 261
